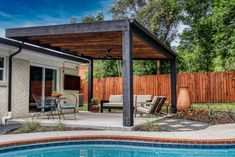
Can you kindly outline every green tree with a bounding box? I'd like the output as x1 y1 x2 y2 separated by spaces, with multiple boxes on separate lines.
81 12 104 22
178 0 235 72
211 0 235 70
70 17 78 24
136 0 183 46
110 0 147 19
178 0 214 72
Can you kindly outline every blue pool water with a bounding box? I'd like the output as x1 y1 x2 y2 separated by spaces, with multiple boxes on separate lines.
0 141 235 157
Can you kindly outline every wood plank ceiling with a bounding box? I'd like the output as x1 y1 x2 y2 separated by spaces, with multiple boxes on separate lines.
25 31 166 59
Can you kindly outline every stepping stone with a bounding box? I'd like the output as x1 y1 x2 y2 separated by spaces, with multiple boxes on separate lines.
190 124 205 127
157 122 168 125
170 124 184 128
180 121 192 124
177 128 193 131
164 119 177 122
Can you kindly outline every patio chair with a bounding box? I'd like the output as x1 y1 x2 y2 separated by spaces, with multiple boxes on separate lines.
154 96 167 115
100 95 123 112
59 94 78 120
136 95 152 107
134 96 162 117
32 95 55 120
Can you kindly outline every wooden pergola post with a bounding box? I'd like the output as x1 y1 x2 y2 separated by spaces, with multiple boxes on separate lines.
170 58 177 113
88 59 93 111
122 22 134 127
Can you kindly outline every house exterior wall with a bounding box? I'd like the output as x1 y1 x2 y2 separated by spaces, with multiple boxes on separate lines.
0 85 8 120
0 44 82 120
11 58 30 118
0 53 9 120
60 67 80 113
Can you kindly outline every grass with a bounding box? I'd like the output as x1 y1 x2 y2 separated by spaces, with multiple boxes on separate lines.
135 121 161 132
17 121 41 133
11 122 71 134
192 103 235 112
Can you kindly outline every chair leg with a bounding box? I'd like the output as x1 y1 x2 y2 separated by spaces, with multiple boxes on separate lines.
32 113 37 120
37 112 41 119
74 108 76 121
61 110 65 120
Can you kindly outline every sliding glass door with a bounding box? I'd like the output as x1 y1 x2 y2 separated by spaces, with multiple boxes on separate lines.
29 65 58 111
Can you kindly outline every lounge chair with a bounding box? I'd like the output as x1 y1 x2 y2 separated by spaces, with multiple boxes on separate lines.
134 96 162 117
154 96 167 115
135 95 152 107
100 95 123 113
59 94 79 120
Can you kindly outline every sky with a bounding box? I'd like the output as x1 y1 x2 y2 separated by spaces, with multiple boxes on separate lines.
0 0 113 37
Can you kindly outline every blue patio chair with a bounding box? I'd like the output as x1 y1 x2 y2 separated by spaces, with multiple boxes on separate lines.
59 94 78 120
32 95 55 120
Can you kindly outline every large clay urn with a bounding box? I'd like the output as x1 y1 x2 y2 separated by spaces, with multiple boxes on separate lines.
177 85 191 111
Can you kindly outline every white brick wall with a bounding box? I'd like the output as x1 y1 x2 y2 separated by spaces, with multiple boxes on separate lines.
60 67 80 113
11 58 30 118
0 55 8 120
0 86 8 119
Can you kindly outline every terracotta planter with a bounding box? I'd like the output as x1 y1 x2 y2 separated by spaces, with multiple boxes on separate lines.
51 93 61 98
91 105 99 112
177 85 191 111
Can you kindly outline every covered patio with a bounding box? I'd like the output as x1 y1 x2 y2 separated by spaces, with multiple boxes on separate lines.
6 19 177 127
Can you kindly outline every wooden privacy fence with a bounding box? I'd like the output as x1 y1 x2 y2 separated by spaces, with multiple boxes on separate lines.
80 71 235 103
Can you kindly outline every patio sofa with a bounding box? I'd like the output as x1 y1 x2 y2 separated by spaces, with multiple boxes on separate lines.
100 95 152 112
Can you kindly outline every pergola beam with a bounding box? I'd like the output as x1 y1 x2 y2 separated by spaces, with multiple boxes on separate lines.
6 20 128 38
130 20 176 60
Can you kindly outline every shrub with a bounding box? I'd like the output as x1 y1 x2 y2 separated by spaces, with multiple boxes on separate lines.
91 98 99 105
207 105 218 120
136 121 161 132
227 107 235 120
18 121 41 133
54 123 68 131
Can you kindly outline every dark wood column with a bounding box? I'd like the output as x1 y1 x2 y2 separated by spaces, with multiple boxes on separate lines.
122 23 134 126
88 59 93 111
170 58 177 113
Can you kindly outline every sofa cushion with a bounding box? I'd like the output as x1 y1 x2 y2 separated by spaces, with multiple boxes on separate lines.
136 95 152 103
103 102 123 107
109 95 122 103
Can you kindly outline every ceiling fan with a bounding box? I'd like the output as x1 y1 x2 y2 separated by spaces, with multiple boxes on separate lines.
105 48 112 59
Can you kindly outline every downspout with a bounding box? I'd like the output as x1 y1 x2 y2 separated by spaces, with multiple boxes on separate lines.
2 47 22 124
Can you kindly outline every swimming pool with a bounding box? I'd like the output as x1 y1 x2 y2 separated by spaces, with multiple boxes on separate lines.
0 141 234 157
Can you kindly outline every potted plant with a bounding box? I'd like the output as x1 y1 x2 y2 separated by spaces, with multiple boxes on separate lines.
51 90 61 98
89 98 99 112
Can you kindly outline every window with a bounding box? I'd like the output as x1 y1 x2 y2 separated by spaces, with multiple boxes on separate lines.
0 57 5 81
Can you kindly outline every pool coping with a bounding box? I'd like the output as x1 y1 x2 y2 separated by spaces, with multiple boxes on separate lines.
1 135 235 148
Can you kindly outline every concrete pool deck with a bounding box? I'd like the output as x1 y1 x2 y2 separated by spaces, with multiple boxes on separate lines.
0 123 235 147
